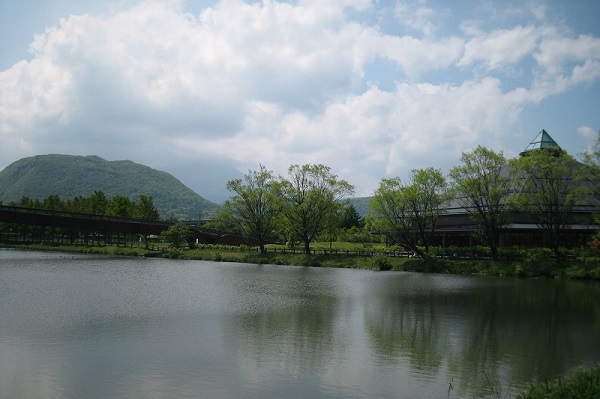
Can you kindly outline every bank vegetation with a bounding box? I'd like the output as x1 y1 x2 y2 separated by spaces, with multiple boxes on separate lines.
4 239 599 281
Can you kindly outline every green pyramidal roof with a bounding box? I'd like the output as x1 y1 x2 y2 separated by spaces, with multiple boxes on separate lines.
519 129 562 156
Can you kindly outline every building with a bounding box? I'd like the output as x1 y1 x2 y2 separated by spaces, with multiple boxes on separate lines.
432 130 598 250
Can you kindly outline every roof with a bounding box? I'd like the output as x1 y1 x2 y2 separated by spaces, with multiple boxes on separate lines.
519 129 562 156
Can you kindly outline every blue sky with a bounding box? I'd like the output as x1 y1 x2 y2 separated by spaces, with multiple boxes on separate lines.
1 0 599 202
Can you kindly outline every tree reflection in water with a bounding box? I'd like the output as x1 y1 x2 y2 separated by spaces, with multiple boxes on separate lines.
364 274 600 397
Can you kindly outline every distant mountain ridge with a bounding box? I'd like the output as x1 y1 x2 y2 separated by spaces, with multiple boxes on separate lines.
348 197 371 218
0 154 218 220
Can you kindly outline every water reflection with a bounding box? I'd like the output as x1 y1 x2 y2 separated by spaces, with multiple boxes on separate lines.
222 267 351 397
364 274 600 397
1 250 599 398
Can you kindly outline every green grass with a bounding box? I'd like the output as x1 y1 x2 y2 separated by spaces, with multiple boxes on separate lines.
266 241 387 251
516 365 600 399
0 242 148 257
3 241 599 279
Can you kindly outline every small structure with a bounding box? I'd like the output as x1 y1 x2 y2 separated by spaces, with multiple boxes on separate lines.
519 129 562 156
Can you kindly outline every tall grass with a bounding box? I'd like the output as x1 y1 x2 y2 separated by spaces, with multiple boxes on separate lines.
516 365 600 399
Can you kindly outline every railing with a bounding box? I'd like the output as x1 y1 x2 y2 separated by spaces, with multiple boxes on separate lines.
186 244 415 257
0 204 172 226
147 244 167 253
265 248 415 257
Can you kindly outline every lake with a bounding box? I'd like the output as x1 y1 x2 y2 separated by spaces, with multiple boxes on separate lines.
0 249 599 398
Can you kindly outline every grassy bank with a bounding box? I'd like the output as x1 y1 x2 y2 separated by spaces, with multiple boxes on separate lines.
3 242 600 279
517 364 600 399
0 243 149 257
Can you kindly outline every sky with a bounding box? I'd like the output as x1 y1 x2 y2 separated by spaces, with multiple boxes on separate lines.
1 0 599 203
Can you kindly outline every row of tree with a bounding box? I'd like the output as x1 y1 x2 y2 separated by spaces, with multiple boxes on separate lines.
371 145 596 260
211 164 355 254
5 191 160 221
3 134 598 259
216 133 600 259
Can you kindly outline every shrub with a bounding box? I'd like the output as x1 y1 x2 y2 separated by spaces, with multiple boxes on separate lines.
299 255 321 267
514 263 527 277
517 365 600 399
166 248 183 259
272 256 287 265
523 247 554 261
372 256 392 271
498 246 521 260
472 245 491 258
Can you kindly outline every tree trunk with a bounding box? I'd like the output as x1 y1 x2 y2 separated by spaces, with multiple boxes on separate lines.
303 235 311 254
490 230 499 260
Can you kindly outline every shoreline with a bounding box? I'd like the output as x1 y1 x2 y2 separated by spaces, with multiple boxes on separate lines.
3 243 600 280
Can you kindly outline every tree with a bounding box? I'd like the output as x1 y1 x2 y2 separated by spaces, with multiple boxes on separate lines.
134 195 160 221
339 203 363 229
43 194 65 211
223 164 281 254
67 195 91 214
16 196 40 208
509 149 585 259
107 195 134 217
580 130 600 172
89 191 108 215
323 204 345 250
449 146 512 259
162 222 191 249
580 131 600 245
370 168 447 257
580 130 600 213
280 164 354 254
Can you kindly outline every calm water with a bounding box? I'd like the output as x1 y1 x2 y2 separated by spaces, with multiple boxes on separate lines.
0 250 599 399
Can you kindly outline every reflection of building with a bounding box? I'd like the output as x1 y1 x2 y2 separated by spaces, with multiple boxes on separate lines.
432 130 598 249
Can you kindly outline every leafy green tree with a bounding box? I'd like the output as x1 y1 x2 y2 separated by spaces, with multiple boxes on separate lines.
280 164 354 254
337 225 374 243
89 191 109 215
580 130 600 241
66 195 90 213
43 195 65 211
370 168 447 257
322 204 345 250
449 146 512 259
134 195 160 221
323 203 364 249
107 195 134 217
16 196 39 208
509 149 585 259
203 209 241 234
162 222 191 249
223 164 281 254
340 203 363 229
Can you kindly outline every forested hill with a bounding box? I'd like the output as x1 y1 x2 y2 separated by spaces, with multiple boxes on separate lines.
348 197 371 218
0 154 219 220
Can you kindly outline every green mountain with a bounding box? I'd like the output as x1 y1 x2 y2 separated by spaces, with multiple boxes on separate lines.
0 154 219 220
348 197 372 218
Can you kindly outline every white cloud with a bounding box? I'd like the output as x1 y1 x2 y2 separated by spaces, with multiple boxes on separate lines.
191 76 523 196
578 126 597 141
378 35 464 79
459 25 538 70
394 3 440 38
535 33 600 77
1 0 599 199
